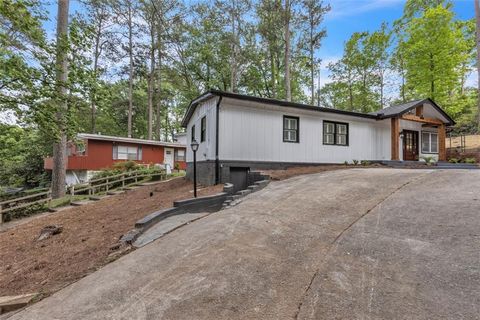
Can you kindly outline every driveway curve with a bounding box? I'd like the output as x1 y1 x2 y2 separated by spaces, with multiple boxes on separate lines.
8 168 480 320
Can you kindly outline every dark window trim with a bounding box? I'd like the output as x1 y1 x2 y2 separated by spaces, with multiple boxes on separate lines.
421 130 438 154
283 115 300 143
323 120 349 146
201 116 206 142
191 125 195 142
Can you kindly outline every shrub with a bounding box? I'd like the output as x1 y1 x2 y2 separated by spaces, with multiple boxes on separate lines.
360 160 371 166
113 160 138 171
448 158 459 163
344 161 349 166
174 163 180 170
421 156 435 166
352 159 359 165
463 157 476 164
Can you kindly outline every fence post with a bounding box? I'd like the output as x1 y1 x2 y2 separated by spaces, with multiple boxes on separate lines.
0 204 3 225
47 190 52 210
135 171 138 184
106 178 109 193
70 185 75 203
122 173 125 188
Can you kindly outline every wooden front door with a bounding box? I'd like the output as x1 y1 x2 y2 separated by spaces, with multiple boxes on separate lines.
403 130 419 161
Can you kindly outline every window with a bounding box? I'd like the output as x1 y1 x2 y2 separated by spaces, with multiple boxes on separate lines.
175 149 185 161
323 121 349 146
201 116 206 142
113 145 142 160
191 125 195 142
422 131 438 153
283 116 299 143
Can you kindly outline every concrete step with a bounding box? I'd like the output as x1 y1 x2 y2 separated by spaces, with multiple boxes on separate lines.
0 293 37 315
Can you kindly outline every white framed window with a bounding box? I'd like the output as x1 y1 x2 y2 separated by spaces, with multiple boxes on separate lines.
422 131 438 154
113 145 142 160
175 149 185 161
283 116 299 143
323 121 349 146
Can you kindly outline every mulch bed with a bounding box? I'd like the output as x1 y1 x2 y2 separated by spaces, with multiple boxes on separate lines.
0 178 223 297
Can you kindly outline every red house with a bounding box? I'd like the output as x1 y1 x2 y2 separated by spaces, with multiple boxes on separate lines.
44 133 186 185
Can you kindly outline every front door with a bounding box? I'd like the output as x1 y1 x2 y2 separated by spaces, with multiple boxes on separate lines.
403 130 419 161
164 148 174 169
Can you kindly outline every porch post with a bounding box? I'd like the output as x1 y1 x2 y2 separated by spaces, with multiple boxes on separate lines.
438 124 446 161
391 118 400 160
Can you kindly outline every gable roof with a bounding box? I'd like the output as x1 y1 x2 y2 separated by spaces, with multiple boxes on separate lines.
77 133 185 148
181 90 377 127
181 90 455 127
372 98 455 125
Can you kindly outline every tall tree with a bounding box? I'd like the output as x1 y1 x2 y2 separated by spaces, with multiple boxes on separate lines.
299 0 329 105
51 0 69 199
284 0 292 101
475 0 480 129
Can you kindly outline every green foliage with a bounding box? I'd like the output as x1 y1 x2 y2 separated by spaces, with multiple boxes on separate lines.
421 156 435 165
360 160 371 166
463 157 476 164
352 159 359 165
0 124 50 188
113 161 139 171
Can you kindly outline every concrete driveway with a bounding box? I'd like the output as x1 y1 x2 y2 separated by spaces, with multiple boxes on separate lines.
8 169 480 320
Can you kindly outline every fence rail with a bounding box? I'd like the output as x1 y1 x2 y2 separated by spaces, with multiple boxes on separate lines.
0 169 167 224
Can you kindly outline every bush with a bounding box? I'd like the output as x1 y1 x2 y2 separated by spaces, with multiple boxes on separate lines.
113 161 138 171
463 157 476 164
344 161 349 166
360 160 371 166
448 158 459 163
421 156 435 166
352 159 359 165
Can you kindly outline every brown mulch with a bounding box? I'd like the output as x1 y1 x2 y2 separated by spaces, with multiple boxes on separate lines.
261 164 386 181
0 177 223 297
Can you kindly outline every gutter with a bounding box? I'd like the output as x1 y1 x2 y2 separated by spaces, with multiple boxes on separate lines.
215 96 223 184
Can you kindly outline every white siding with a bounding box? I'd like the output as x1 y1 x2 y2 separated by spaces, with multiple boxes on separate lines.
186 97 218 162
218 100 391 163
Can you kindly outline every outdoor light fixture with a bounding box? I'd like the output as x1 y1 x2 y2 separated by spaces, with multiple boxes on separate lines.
190 139 199 197
399 131 404 139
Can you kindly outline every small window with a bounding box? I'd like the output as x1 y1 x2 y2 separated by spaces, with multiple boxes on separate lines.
201 116 206 142
175 149 185 161
283 116 299 143
323 121 349 146
421 131 438 153
113 145 142 160
191 125 195 142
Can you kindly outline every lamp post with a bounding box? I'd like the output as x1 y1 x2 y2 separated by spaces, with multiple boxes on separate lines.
190 139 199 198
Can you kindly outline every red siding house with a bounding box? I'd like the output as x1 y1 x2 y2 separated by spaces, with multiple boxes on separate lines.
44 133 186 185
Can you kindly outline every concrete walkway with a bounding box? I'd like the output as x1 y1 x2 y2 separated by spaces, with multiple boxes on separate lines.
7 168 480 320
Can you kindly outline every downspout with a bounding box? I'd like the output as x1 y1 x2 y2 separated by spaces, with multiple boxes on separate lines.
215 96 223 184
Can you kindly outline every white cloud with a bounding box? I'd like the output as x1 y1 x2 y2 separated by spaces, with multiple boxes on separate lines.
465 71 478 88
326 0 404 20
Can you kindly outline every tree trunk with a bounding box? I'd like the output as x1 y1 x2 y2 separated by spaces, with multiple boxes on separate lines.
51 0 69 199
156 18 162 140
475 0 480 130
230 0 238 92
91 17 102 134
284 0 291 101
147 23 155 140
310 21 314 105
127 1 133 138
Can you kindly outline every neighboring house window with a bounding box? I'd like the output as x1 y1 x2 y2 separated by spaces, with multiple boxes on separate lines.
201 116 206 142
323 121 349 146
283 116 299 143
422 131 438 153
175 149 186 161
191 125 195 142
113 145 142 160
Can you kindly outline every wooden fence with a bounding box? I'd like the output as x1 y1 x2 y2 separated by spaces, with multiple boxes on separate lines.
0 169 168 224
0 190 52 224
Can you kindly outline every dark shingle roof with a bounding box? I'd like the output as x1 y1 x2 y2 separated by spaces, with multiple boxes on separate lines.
182 91 455 127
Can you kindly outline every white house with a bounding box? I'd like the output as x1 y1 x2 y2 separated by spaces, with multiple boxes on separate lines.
181 90 455 186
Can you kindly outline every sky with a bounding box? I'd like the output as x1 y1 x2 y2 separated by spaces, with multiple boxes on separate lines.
40 0 477 91
319 0 476 89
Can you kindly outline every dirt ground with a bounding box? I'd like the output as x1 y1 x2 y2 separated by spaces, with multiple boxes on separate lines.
262 164 384 180
0 177 222 298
